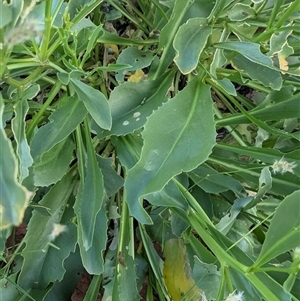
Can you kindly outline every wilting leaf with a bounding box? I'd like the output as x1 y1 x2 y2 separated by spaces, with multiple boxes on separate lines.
163 238 203 301
128 69 145 82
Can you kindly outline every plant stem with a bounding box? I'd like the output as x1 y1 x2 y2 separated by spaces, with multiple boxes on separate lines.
39 0 53 60
26 81 63 140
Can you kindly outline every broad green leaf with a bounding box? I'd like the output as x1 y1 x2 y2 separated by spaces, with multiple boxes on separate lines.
11 98 33 181
17 171 77 290
115 47 154 82
43 248 84 301
0 97 31 230
145 180 188 211
232 53 283 90
0 273 24 301
154 0 193 77
124 76 216 224
30 95 87 161
96 155 124 197
112 132 143 170
173 18 211 74
212 77 237 96
113 224 140 301
188 166 244 195
253 190 300 268
163 238 203 301
70 79 111 130
192 258 221 300
98 69 175 138
216 197 253 235
0 2 12 28
215 41 277 68
215 41 282 89
227 219 260 256
227 3 256 21
33 137 75 187
74 126 105 250
77 203 108 274
227 22 257 41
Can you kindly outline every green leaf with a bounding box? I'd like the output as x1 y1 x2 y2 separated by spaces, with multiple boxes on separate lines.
115 47 154 82
192 258 221 300
30 95 87 161
0 97 31 230
114 227 140 301
70 79 112 130
97 69 175 138
227 219 260 256
80 24 104 67
215 41 283 89
77 202 108 275
11 98 33 181
124 75 216 224
253 190 300 268
227 3 256 21
0 273 26 301
43 248 83 301
173 18 211 74
74 127 105 250
216 197 253 235
232 53 283 90
33 137 75 187
17 171 77 290
96 155 124 197
244 167 272 210
83 275 102 301
216 41 276 68
154 0 193 77
145 180 188 211
0 1 12 28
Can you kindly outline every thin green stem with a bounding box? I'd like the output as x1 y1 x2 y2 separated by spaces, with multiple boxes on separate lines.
172 178 214 227
39 0 53 60
273 0 300 29
26 81 63 140
267 0 285 30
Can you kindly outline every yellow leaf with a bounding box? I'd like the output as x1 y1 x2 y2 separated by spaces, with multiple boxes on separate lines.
128 69 145 82
104 43 119 56
163 238 203 301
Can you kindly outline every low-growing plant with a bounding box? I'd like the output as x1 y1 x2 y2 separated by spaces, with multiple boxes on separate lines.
0 0 300 300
